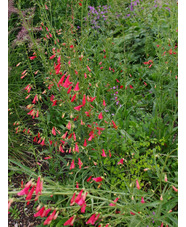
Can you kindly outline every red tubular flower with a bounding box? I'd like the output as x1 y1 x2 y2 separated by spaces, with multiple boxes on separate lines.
74 105 83 111
49 55 55 59
73 132 76 141
103 99 106 106
88 134 94 141
172 186 178 192
70 160 75 170
63 75 72 88
52 127 56 136
41 138 45 146
75 143 79 152
86 176 92 182
41 208 52 217
98 112 103 119
136 179 140 190
26 185 35 205
129 85 133 89
109 197 119 206
34 207 45 217
89 96 96 102
86 214 96 225
17 180 32 196
74 82 80 91
78 158 83 169
66 121 72 130
75 189 84 204
82 94 86 106
83 138 87 147
71 94 76 102
93 177 103 182
76 192 88 206
109 150 111 158
67 86 73 94
43 210 56 225
30 56 36 60
35 177 43 201
70 193 76 206
64 215 76 226
58 74 66 87
101 149 107 157
130 211 136 215
111 120 118 129
81 203 86 213
117 158 124 165
87 65 91 72
141 197 145 204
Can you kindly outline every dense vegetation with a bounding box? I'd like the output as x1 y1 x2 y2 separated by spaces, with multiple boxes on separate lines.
8 0 178 226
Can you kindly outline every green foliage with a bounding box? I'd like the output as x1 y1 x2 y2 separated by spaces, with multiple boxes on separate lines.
8 0 178 226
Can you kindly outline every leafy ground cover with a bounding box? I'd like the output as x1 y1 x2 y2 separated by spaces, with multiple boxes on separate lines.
8 0 178 226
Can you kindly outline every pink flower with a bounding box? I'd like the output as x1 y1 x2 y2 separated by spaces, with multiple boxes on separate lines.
82 94 86 106
74 82 80 91
141 197 145 204
75 143 79 152
109 150 112 158
87 65 91 72
30 56 36 60
64 215 76 226
17 180 32 196
74 105 83 111
75 189 84 204
52 127 56 136
71 94 76 102
43 210 56 225
92 177 103 182
49 55 55 59
58 74 66 87
103 99 106 106
98 112 103 119
109 197 119 206
101 149 107 157
67 86 73 94
70 160 75 170
172 186 178 192
8 199 14 213
86 214 96 225
40 138 45 146
70 193 76 206
136 179 140 190
26 185 35 205
78 158 83 169
34 207 45 217
83 139 87 147
164 174 168 182
117 158 124 165
86 176 92 182
66 121 72 130
63 75 72 88
111 120 118 129
81 203 86 213
76 192 88 206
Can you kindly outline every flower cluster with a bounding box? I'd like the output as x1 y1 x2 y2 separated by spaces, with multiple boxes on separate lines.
17 177 43 205
86 5 111 30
